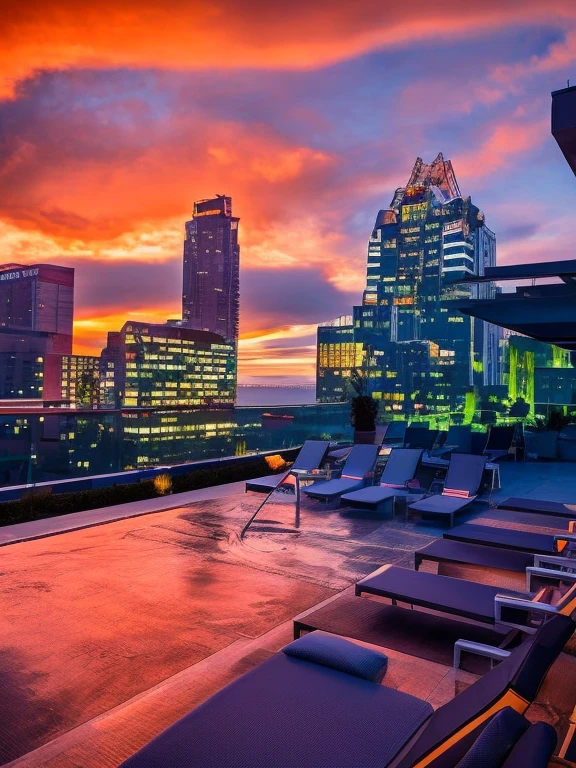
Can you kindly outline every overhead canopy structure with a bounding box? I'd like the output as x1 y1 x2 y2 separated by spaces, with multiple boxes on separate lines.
458 280 576 351
552 84 576 177
455 87 576 351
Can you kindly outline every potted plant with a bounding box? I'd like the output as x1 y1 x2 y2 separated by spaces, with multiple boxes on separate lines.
349 367 379 444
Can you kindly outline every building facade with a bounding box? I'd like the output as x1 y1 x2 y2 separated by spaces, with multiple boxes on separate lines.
0 328 62 400
0 263 74 401
317 154 499 418
102 321 236 408
182 196 240 344
60 355 101 406
505 335 576 418
0 263 74 351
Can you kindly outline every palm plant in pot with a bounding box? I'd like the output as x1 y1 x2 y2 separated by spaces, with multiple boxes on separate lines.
349 367 379 444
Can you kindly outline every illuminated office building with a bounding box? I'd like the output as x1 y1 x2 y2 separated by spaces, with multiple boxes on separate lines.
506 335 576 417
317 154 499 416
103 321 236 408
316 316 361 402
182 196 240 344
61 355 101 406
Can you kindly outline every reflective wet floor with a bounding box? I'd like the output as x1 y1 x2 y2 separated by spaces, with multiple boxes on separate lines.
2 461 576 767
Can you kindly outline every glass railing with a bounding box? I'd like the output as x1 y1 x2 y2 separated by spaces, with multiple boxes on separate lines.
0 403 352 488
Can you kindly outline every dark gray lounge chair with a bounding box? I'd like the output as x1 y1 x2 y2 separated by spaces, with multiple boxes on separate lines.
339 448 423 515
119 615 574 768
245 440 329 493
381 419 407 446
484 425 515 461
497 496 576 519
430 424 472 457
403 426 438 450
355 563 576 630
444 522 576 556
408 453 488 526
415 538 535 575
303 444 379 502
414 538 576 583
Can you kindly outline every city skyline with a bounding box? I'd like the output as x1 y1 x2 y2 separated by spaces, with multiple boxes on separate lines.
2 5 576 382
317 154 500 416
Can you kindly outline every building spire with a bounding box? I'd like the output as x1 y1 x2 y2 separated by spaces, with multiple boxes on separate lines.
405 152 461 200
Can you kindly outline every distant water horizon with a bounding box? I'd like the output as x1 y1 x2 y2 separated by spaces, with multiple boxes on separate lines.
236 385 316 406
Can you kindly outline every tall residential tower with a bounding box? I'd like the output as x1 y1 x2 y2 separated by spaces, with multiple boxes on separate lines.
317 154 499 417
182 195 240 343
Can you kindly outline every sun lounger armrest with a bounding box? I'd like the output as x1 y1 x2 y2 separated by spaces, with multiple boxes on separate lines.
553 533 576 552
526 566 576 591
533 554 576 571
494 594 558 631
453 639 511 669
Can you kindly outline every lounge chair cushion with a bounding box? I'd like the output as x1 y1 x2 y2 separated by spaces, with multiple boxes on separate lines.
245 473 289 493
410 494 476 514
455 707 528 768
414 539 534 574
341 486 407 505
304 477 365 499
497 497 576 519
120 653 433 768
356 565 503 623
282 631 388 683
501 722 557 768
444 524 555 555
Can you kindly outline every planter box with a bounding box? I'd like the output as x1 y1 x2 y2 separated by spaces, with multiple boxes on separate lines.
354 430 376 445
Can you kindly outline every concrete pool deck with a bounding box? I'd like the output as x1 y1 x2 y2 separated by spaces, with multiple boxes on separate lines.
2 461 576 767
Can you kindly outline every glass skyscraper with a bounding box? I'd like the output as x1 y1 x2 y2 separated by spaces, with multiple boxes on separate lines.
182 196 240 344
317 154 499 418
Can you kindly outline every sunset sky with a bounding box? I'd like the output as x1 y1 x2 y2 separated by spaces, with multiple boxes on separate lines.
2 1 576 384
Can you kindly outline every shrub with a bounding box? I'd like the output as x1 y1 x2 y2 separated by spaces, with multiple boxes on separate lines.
350 395 379 432
154 473 173 495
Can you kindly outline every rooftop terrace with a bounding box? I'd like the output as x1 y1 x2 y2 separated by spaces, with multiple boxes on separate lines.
2 461 576 767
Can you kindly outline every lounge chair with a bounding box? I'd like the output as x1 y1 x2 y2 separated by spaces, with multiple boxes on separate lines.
119 616 574 768
444 522 576 556
245 440 330 493
414 538 576 587
303 444 379 502
497 496 576 519
407 453 487 526
484 425 515 461
381 419 407 446
403 426 438 450
356 563 576 630
415 538 536 575
339 448 423 515
430 424 472 457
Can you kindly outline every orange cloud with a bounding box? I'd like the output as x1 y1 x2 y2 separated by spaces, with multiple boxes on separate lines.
453 117 548 180
74 306 179 355
2 0 576 97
